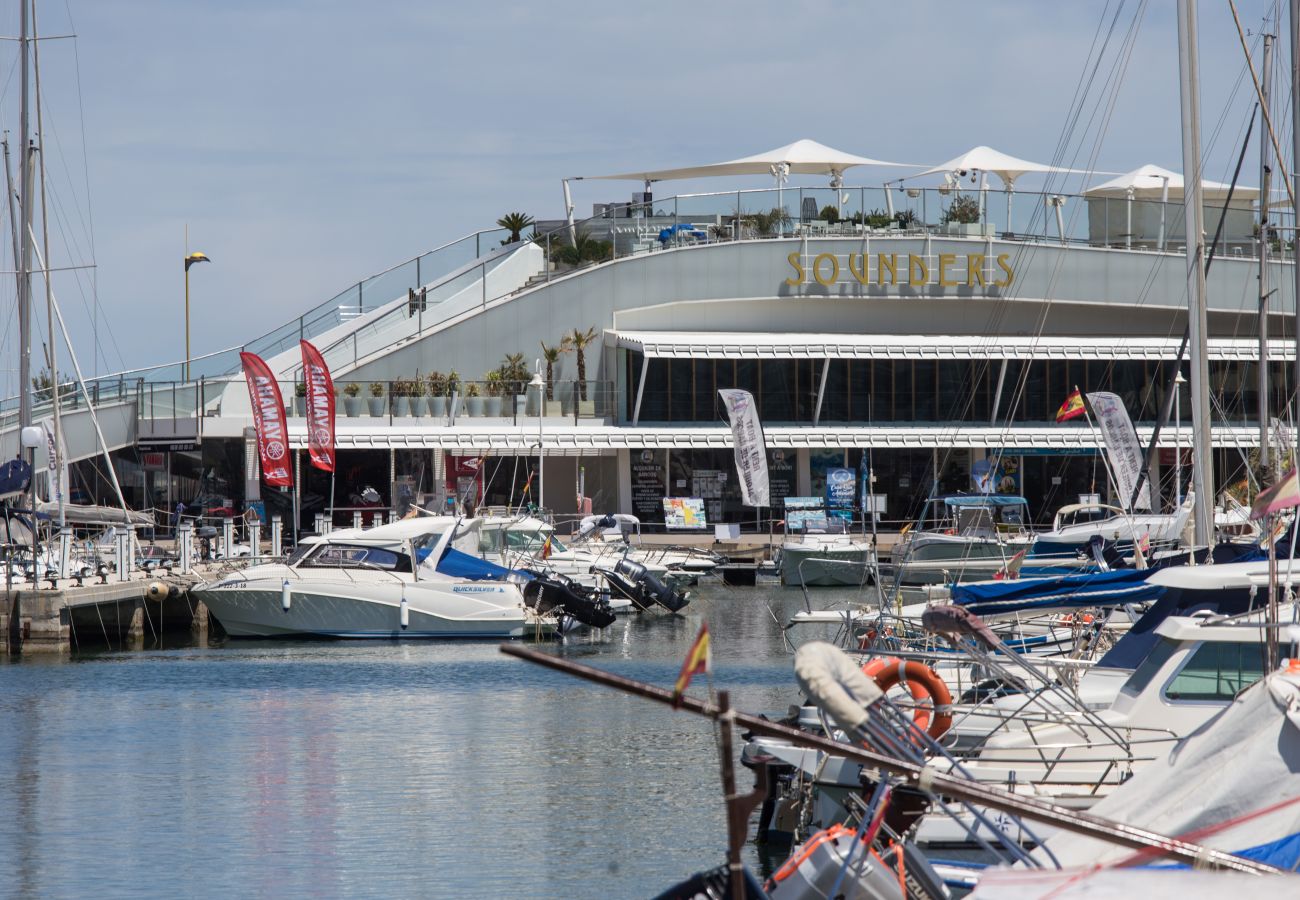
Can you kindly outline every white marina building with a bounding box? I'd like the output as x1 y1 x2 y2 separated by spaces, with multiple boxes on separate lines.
16 143 1296 532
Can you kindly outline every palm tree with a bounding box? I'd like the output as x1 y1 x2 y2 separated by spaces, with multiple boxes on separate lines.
540 341 564 401
567 326 598 401
500 352 529 395
497 212 535 244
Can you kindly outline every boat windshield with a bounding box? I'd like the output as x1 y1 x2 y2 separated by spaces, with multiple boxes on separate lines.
300 543 412 572
917 497 1029 534
1119 636 1180 698
505 529 567 553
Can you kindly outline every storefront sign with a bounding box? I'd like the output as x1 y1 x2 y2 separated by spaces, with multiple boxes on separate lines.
825 468 854 509
663 497 707 529
785 251 1014 290
631 450 666 520
768 450 795 502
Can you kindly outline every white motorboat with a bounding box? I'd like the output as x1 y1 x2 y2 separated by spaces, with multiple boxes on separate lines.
1028 494 1194 562
192 517 601 639
778 499 871 587
887 494 1034 590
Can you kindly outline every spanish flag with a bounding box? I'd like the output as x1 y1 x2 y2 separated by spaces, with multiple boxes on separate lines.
1055 389 1085 423
540 534 553 560
672 624 711 709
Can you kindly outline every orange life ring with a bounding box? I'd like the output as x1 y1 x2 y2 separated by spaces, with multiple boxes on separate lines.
861 656 954 740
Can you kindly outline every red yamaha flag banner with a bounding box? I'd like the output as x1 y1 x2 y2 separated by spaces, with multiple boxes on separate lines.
299 340 336 473
239 351 293 487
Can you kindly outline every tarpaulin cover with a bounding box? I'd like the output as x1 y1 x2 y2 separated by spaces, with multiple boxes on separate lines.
435 546 531 582
951 568 1162 617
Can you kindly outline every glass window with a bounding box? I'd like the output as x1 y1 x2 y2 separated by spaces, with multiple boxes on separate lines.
1163 641 1266 702
304 544 408 571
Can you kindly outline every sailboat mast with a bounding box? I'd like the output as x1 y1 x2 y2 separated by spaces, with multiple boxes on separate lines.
1292 0 1300 475
16 0 31 432
1259 29 1275 479
1176 0 1215 546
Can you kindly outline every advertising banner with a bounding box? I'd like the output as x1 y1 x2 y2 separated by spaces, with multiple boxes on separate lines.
299 340 336 473
1086 391 1151 511
663 497 707 529
239 351 292 487
718 388 769 507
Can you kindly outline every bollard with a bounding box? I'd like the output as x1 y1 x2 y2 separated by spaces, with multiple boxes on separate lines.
353 511 363 530
222 517 235 560
270 517 282 559
313 513 325 535
178 522 194 574
248 522 262 563
374 511 387 527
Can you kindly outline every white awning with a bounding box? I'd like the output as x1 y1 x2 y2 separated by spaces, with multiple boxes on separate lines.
1084 164 1257 201
906 145 1088 188
611 331 1291 363
583 139 916 183
314 423 1261 453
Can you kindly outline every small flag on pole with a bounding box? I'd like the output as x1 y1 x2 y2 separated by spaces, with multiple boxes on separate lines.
672 624 711 709
1251 467 1300 520
992 549 1027 581
1055 389 1085 423
540 534 553 560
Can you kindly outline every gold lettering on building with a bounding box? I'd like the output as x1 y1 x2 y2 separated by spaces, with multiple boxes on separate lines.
995 253 1014 287
938 253 958 287
966 253 986 286
908 254 929 286
848 253 870 285
813 253 839 286
785 251 805 286
877 254 897 285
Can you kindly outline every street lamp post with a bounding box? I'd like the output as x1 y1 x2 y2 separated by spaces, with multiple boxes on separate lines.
529 365 545 514
183 250 211 382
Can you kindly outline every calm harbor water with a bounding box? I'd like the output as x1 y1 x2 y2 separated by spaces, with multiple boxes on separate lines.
0 582 860 898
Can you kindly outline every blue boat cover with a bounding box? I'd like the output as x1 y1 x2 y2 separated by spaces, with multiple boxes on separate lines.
951 568 1162 617
0 456 31 498
942 495 1028 508
435 546 532 582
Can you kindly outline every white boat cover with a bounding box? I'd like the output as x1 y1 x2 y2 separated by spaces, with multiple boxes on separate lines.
1036 666 1300 869
36 501 153 527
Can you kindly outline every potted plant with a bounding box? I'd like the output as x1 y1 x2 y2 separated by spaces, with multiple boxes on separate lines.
538 340 564 416
427 371 448 417
464 381 483 417
293 381 307 417
499 352 529 414
496 211 535 245
941 194 983 236
483 370 504 416
390 378 411 417
367 381 386 417
408 375 427 417
342 382 362 417
446 369 462 417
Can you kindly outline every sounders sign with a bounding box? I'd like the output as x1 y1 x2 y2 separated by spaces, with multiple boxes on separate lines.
786 251 1014 290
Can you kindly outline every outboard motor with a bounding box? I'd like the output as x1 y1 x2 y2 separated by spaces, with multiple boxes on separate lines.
604 557 690 613
523 573 616 629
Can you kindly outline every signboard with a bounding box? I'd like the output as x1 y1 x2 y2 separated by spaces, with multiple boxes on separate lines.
825 467 854 509
663 497 707 529
631 450 666 520
142 452 166 471
769 450 795 502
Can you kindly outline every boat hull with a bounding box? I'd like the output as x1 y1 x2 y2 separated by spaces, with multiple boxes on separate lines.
780 547 871 587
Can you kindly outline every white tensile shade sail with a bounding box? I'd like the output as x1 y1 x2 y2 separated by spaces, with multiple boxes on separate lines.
907 145 1083 232
1083 163 1257 201
584 138 914 184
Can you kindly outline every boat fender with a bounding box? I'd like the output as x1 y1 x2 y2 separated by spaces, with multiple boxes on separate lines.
399 593 409 630
861 657 954 741
146 581 169 601
281 579 292 613
793 641 883 736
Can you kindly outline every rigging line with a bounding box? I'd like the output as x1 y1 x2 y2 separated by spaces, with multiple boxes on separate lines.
1228 0 1296 208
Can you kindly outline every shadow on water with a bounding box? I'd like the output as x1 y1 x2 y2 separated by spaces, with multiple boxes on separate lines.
0 580 875 897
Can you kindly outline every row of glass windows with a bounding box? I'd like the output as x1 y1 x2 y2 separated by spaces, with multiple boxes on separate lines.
626 355 1293 424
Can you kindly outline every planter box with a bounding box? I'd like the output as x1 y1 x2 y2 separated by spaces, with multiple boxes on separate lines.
428 397 447 417
409 396 427 417
294 397 307 417
392 396 410 417
367 397 385 417
466 397 485 417
484 396 503 417
344 397 362 417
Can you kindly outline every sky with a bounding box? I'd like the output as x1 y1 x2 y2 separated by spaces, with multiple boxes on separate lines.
0 0 1289 392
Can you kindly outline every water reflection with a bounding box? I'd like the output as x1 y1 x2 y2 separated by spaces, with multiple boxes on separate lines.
0 583 867 897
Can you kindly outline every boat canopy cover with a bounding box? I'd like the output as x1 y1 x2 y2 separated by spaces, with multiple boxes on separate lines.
435 546 531 582
0 457 31 499
1035 669 1300 869
951 568 1161 617
942 495 1028 508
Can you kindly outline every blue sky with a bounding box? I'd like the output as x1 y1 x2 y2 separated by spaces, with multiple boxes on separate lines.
0 0 1286 390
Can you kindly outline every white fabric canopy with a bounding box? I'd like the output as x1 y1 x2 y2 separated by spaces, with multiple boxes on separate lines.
584 138 914 183
1084 163 1257 201
908 145 1076 188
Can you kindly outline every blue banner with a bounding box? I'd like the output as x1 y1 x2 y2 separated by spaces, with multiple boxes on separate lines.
825 468 855 509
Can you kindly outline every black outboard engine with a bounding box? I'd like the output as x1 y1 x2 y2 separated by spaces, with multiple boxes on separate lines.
601 557 690 613
523 574 616 629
